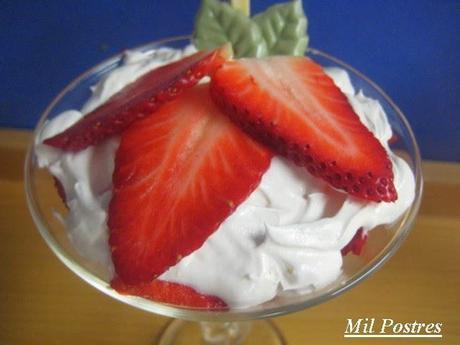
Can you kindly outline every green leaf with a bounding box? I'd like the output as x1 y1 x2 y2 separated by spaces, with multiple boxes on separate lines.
253 0 308 56
193 0 268 58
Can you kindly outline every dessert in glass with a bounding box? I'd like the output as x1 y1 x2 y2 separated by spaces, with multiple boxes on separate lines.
25 1 423 344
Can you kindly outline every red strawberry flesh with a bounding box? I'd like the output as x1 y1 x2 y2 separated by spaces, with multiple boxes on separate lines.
341 228 368 256
53 176 67 207
108 84 272 285
44 46 230 152
111 277 227 309
210 57 396 202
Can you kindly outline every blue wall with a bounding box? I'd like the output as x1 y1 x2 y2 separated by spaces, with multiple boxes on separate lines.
1 0 459 161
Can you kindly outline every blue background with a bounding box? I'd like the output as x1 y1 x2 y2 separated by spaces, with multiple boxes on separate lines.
1 0 459 161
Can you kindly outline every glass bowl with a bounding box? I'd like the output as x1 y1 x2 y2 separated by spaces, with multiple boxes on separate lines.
25 36 423 343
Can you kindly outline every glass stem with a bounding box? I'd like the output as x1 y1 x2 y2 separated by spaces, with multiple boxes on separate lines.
200 321 252 345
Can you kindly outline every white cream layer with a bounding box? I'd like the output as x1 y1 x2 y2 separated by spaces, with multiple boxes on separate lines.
35 48 415 308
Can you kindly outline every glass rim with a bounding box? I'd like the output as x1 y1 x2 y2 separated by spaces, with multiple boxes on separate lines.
24 35 423 321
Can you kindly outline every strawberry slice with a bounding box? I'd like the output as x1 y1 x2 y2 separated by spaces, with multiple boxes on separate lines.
111 277 227 309
44 46 230 151
341 228 367 256
210 57 397 202
53 176 67 207
108 84 272 284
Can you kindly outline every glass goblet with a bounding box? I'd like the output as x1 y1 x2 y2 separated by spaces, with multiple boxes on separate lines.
25 36 423 344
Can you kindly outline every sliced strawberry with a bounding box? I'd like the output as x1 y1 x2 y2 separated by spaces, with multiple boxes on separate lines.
44 46 230 152
210 57 396 202
53 176 67 207
388 133 399 145
341 228 368 256
108 84 272 284
111 277 227 309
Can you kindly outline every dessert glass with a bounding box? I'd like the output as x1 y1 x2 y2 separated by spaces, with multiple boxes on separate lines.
25 36 423 344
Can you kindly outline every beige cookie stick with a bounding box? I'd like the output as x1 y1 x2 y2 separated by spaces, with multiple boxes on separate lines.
231 0 250 16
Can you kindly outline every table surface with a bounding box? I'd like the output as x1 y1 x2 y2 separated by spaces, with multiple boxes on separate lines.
1 129 459 344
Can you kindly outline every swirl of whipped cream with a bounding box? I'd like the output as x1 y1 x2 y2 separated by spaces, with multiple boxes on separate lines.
35 47 415 308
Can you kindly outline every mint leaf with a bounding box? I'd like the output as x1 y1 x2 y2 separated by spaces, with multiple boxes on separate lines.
193 0 268 58
253 0 308 56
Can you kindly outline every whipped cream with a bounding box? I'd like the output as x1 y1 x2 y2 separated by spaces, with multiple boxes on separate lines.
36 47 415 308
